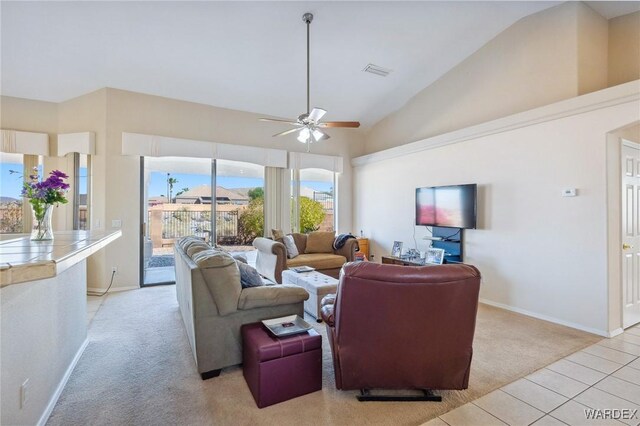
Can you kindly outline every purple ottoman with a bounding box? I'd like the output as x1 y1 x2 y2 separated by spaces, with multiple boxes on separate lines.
241 322 322 408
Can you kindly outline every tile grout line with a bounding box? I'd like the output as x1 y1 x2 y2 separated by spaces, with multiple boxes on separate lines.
468 399 513 425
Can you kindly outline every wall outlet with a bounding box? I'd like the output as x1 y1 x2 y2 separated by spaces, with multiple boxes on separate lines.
20 378 29 409
111 219 122 228
562 188 577 197
111 267 118 274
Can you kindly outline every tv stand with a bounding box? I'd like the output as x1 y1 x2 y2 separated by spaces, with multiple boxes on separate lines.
431 226 464 263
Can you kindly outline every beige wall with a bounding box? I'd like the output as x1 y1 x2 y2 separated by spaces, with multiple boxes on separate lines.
102 89 364 289
577 4 609 94
353 87 639 336
364 3 639 154
2 89 365 290
608 11 640 87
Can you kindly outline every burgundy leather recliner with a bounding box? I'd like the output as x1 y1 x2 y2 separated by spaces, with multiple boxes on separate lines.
320 262 481 396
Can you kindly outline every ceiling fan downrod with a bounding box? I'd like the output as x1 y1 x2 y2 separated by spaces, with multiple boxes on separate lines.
303 13 313 117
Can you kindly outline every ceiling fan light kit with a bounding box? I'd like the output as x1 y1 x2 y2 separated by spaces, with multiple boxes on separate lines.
259 12 360 152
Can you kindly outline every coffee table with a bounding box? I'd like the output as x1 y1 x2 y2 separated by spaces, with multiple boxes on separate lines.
281 269 338 322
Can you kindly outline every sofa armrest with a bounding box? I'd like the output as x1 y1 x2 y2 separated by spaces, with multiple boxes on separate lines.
237 284 309 310
253 237 287 284
320 304 335 327
333 238 359 262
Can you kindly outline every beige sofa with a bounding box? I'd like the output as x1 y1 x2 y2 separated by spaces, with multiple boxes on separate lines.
174 237 309 379
253 233 359 284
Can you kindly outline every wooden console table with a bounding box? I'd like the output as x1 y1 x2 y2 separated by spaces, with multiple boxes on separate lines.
356 238 369 260
381 255 425 266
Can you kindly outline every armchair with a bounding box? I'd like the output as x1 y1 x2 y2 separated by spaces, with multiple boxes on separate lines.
321 262 481 400
253 233 359 283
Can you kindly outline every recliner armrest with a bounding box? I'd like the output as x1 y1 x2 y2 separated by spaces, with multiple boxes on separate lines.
333 238 359 262
237 284 309 310
320 304 335 327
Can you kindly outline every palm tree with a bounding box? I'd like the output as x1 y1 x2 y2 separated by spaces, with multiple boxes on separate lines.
167 174 179 203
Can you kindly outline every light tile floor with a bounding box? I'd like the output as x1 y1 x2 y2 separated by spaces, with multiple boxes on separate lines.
426 324 640 426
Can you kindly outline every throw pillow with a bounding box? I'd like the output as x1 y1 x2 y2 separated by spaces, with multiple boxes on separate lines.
233 254 248 264
305 231 336 254
236 261 263 288
272 229 285 241
283 235 299 259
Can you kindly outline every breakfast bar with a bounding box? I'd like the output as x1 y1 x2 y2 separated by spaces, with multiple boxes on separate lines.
0 230 121 426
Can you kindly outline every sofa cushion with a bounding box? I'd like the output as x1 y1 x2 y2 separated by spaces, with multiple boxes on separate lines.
237 285 309 310
305 231 335 254
272 229 285 240
186 242 210 257
178 236 202 250
286 253 346 270
194 250 242 316
283 235 299 259
237 261 263 288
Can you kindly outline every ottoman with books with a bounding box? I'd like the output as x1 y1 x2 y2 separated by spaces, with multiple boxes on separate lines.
241 322 322 408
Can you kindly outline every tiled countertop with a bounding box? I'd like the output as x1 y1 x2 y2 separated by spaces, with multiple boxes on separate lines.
0 230 122 287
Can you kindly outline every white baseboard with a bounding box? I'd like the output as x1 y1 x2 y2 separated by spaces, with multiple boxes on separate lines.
37 338 89 426
479 298 609 337
608 328 624 338
86 285 139 295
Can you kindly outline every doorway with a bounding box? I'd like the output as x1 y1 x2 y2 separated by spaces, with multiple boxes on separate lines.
622 139 640 328
140 156 214 286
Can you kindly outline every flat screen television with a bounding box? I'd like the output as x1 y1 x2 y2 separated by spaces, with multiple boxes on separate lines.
415 184 477 229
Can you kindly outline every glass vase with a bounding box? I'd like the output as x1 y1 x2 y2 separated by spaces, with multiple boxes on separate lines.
31 204 54 241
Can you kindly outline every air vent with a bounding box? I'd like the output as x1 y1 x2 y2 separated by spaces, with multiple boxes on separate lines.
363 63 392 77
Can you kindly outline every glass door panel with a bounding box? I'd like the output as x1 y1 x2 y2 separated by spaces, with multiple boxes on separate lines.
215 159 264 266
298 168 335 233
142 156 213 286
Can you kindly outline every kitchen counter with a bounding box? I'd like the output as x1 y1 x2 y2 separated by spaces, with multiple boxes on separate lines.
0 230 121 287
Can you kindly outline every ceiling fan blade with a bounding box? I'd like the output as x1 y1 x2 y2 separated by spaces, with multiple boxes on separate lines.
312 129 330 142
319 121 361 128
259 118 301 125
308 108 327 123
273 128 302 137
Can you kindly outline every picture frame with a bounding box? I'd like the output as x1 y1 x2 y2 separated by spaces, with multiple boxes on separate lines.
391 241 403 257
425 248 445 265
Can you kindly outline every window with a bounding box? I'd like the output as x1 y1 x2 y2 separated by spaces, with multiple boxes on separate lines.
73 153 90 230
292 168 336 233
0 153 42 234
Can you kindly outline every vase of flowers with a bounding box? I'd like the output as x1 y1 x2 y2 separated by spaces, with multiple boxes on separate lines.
22 168 70 241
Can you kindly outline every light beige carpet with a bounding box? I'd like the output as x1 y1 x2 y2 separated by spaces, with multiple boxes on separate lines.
47 286 600 426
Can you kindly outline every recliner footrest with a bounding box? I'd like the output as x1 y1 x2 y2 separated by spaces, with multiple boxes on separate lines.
356 389 442 402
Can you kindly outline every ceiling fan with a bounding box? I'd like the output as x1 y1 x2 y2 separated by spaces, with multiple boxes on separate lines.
259 13 360 152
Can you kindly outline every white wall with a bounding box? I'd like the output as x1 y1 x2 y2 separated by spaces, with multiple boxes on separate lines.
1 261 87 425
353 83 640 336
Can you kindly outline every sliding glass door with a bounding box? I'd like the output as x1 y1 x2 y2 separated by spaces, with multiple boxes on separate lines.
141 156 214 286
140 157 266 285
215 160 264 266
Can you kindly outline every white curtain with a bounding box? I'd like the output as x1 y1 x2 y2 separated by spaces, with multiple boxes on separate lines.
57 132 95 156
121 132 287 168
288 152 343 173
0 130 49 155
264 167 291 236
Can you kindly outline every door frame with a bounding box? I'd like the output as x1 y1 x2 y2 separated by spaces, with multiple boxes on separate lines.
606 123 640 335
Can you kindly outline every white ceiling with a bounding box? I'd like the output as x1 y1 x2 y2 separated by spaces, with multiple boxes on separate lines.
1 1 636 128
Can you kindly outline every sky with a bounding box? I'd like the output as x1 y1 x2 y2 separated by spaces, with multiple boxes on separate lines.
1 162 331 200
1 162 87 199
148 172 331 197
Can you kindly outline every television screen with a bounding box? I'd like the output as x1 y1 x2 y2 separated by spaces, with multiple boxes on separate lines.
416 184 477 229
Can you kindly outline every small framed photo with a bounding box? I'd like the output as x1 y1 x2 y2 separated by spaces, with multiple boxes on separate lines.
425 248 445 265
391 241 403 257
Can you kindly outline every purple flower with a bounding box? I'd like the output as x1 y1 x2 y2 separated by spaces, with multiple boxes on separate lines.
50 170 68 179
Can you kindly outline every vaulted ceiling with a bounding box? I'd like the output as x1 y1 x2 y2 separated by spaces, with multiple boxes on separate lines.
1 1 637 128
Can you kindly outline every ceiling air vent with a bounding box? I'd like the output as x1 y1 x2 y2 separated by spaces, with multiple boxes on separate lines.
363 63 392 77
